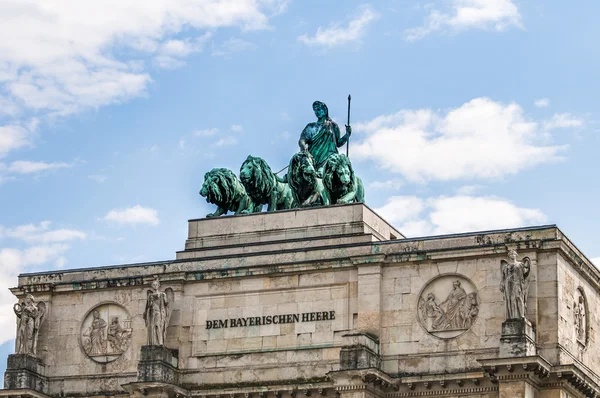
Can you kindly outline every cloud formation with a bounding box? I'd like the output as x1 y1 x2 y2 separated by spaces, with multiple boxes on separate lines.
103 205 159 226
543 113 584 131
376 195 547 237
0 0 287 162
298 5 378 47
0 221 87 344
353 97 567 182
534 98 550 108
406 0 522 41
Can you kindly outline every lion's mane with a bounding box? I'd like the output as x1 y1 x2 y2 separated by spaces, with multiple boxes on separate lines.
240 155 276 205
288 152 318 205
201 168 246 207
323 154 363 204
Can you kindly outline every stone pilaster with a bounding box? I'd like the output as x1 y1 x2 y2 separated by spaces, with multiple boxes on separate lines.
3 354 47 393
352 255 385 338
500 319 536 358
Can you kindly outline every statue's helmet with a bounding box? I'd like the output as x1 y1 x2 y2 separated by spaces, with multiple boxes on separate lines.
312 101 328 117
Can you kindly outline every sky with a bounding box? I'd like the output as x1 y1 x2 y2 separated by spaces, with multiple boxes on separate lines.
1 0 599 377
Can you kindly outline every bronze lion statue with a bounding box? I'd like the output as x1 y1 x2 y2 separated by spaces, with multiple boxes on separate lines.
239 155 293 212
199 168 254 217
284 151 330 207
322 154 364 204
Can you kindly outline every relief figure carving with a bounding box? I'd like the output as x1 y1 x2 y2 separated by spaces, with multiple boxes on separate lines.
500 249 531 320
14 294 47 356
83 310 107 355
418 277 479 338
573 289 586 344
80 303 132 363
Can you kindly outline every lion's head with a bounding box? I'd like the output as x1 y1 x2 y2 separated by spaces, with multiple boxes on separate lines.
288 151 318 201
323 153 354 194
239 155 275 203
199 168 245 207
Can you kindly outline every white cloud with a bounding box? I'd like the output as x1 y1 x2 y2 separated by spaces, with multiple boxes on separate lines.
0 0 284 121
534 98 550 108
543 113 584 131
195 128 219 137
212 37 257 58
456 185 486 195
6 160 71 174
353 97 567 182
103 205 159 226
376 195 547 237
368 179 404 191
0 124 32 158
592 257 600 267
0 243 71 344
0 219 87 344
231 124 244 133
406 0 522 41
154 34 211 69
0 220 86 243
213 136 238 147
88 174 107 183
298 5 378 47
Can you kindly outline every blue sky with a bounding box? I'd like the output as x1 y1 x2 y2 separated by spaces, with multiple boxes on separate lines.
0 0 599 376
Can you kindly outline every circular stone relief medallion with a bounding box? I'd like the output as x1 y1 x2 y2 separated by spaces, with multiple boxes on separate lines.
417 275 480 339
80 303 132 363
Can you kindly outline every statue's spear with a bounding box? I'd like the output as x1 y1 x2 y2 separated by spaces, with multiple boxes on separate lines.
346 94 351 157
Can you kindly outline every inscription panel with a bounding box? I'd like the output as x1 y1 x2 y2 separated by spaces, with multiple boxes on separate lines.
192 285 349 355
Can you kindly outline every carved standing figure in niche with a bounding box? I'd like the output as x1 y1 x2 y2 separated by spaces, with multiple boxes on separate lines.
574 294 586 343
500 249 531 320
440 280 467 329
14 294 47 356
144 278 174 346
298 101 351 176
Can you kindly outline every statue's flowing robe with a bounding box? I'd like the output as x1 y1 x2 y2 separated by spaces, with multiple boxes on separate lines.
146 291 168 345
90 317 107 355
442 287 467 329
300 119 346 173
502 262 527 319
16 304 38 354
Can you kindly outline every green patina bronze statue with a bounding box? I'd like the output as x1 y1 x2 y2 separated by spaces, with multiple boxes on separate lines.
198 98 365 217
199 168 254 217
286 151 330 207
240 155 294 212
322 153 364 204
298 101 351 176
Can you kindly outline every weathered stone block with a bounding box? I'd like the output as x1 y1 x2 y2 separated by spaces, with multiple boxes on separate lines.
137 345 179 384
499 319 536 357
339 333 380 370
3 354 46 392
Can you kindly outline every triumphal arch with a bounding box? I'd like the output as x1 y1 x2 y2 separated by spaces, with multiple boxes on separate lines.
3 102 600 398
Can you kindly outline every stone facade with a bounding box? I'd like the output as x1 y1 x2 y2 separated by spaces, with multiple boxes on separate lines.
2 204 599 398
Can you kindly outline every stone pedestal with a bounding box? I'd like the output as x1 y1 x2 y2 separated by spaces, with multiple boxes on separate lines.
3 354 46 392
137 346 179 384
499 319 536 358
339 333 380 370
